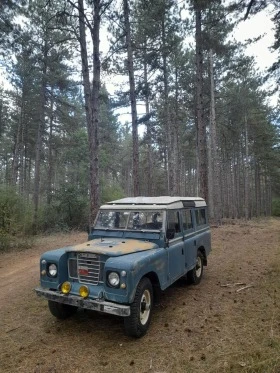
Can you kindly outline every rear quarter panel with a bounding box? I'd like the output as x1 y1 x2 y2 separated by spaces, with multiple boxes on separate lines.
195 228 211 256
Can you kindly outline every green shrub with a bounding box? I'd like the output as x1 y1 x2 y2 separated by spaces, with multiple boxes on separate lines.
0 182 126 245
40 182 125 232
272 199 280 216
39 185 89 232
0 186 33 251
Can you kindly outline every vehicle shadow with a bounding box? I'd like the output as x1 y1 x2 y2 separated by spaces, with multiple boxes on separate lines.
43 275 205 340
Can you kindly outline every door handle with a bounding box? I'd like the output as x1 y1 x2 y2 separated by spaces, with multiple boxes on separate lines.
182 248 184 255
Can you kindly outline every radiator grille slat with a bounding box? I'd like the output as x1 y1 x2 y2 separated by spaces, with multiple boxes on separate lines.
68 254 103 285
78 253 100 285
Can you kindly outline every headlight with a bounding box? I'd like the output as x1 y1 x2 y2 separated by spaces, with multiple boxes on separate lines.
48 263 57 277
108 272 120 287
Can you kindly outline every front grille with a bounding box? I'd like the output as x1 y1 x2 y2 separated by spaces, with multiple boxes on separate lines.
68 253 103 285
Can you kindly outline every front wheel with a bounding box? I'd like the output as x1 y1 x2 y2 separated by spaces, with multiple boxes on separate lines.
124 277 153 338
48 300 77 319
187 250 204 285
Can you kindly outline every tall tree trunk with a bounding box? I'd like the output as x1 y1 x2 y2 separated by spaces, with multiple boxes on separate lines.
143 41 152 196
267 172 272 216
19 101 25 195
254 158 260 217
208 49 221 224
91 0 101 216
195 6 208 201
123 0 139 196
162 18 175 196
174 64 180 195
11 109 22 186
47 92 54 205
244 114 249 220
33 42 47 231
78 0 100 224
11 90 25 186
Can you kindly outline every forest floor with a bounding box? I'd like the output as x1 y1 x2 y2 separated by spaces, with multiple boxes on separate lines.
0 219 280 373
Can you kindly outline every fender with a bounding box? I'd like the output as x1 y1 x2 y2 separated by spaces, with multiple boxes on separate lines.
104 248 168 303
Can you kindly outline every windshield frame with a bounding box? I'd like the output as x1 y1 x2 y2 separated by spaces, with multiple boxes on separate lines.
94 209 166 232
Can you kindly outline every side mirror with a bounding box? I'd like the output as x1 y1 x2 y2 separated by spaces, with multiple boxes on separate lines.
166 228 175 240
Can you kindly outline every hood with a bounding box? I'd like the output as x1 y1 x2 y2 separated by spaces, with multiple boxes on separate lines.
66 238 158 256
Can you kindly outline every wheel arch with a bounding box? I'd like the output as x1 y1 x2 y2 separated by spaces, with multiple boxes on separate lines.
143 271 159 284
133 271 161 303
198 246 207 266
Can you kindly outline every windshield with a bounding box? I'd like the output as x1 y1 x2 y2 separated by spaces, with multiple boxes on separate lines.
95 210 163 231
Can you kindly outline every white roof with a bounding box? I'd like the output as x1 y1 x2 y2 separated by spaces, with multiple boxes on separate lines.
100 196 206 210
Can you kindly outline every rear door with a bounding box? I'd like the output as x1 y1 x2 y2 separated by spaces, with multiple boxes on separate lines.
167 210 185 282
182 209 196 271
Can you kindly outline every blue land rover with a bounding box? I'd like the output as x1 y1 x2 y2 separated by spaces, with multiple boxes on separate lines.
36 197 211 337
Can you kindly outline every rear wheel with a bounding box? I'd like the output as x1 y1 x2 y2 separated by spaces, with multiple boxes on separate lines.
48 300 77 319
124 277 153 338
187 250 204 285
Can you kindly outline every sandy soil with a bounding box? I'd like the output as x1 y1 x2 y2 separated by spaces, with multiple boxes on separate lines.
0 220 280 373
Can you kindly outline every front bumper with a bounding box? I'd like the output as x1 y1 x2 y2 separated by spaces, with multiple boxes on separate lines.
35 287 131 317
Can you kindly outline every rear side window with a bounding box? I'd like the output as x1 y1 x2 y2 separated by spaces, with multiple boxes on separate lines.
182 210 193 232
195 209 206 226
167 210 181 239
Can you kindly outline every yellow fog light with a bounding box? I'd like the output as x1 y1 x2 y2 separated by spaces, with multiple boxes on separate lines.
79 285 89 298
61 281 71 294
120 283 126 289
41 270 46 276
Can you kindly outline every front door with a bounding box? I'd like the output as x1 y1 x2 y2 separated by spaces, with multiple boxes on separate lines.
167 210 185 282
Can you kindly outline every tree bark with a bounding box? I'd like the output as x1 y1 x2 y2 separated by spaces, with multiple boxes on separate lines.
143 41 152 196
195 6 208 201
174 64 180 195
123 0 139 196
33 41 47 231
19 100 25 195
162 18 175 196
78 0 100 224
11 107 22 186
47 91 54 205
208 48 221 224
244 113 249 220
254 159 260 217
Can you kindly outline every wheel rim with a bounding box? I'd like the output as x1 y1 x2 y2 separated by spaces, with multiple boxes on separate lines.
140 289 151 325
195 256 202 278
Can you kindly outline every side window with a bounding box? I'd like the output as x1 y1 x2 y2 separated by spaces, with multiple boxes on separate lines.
182 209 193 232
195 209 206 226
166 210 181 239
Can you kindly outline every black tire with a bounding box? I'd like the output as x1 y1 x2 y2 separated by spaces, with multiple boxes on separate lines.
48 300 77 319
124 277 153 338
187 250 204 285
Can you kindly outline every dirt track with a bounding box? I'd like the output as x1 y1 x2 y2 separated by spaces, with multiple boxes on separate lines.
1 220 280 373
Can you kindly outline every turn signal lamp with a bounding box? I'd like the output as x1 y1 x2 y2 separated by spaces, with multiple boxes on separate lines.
61 282 71 294
79 285 89 298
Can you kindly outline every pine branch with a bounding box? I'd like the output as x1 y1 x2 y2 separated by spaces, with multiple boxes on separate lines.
65 0 93 33
100 0 114 17
244 0 256 20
